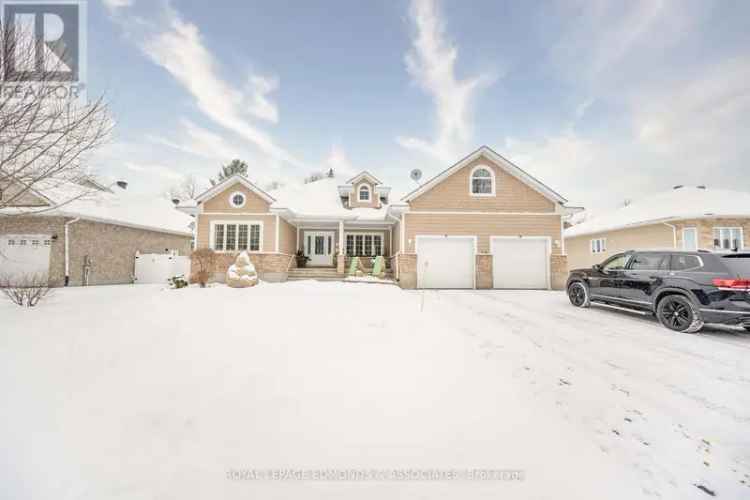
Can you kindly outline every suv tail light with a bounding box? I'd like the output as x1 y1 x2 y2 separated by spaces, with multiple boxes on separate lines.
712 278 750 290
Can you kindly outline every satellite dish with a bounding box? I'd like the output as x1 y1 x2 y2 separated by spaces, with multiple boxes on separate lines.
410 168 422 182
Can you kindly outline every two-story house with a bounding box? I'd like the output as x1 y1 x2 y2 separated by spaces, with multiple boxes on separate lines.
178 146 572 289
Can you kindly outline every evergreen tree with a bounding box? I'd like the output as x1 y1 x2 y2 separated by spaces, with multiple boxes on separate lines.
211 159 248 185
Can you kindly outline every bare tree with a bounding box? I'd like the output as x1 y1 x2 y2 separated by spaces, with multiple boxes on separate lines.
168 174 202 201
0 19 113 214
0 273 52 307
304 171 325 184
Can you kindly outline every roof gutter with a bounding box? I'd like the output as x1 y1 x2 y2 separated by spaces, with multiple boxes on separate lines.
662 222 678 249
64 217 80 286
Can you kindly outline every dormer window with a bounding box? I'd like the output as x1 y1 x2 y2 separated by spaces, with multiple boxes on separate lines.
470 166 495 196
358 185 370 202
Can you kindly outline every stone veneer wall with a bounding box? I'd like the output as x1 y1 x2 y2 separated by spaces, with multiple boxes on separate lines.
551 254 568 291
197 252 295 283
475 254 492 289
395 254 417 289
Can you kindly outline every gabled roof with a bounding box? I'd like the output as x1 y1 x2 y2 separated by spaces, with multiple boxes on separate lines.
401 145 567 204
194 174 276 204
564 186 750 238
346 171 382 186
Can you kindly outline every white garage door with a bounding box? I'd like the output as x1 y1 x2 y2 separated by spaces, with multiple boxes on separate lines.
0 234 52 279
491 237 549 289
416 236 475 289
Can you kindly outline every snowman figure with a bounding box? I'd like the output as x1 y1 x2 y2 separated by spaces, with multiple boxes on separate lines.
226 251 258 288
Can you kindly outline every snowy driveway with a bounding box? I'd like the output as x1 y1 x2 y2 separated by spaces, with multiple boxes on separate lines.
2 282 749 499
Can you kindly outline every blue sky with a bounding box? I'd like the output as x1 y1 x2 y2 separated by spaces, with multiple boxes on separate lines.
92 0 750 210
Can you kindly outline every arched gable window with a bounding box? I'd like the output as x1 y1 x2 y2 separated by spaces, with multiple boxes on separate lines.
358 184 371 202
470 166 495 196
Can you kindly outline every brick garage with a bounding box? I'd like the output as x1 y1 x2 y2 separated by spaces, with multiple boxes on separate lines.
0 216 192 286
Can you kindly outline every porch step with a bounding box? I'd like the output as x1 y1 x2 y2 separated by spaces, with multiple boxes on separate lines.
287 267 393 282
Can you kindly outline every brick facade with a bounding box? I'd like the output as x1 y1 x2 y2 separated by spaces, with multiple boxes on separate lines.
550 254 568 291
0 216 192 286
395 254 417 289
195 251 295 283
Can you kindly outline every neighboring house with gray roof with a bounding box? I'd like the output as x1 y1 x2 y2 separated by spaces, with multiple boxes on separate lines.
564 185 750 270
0 179 194 286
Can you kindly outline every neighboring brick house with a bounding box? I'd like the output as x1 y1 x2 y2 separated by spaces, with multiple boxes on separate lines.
0 180 193 286
179 146 573 289
565 185 750 270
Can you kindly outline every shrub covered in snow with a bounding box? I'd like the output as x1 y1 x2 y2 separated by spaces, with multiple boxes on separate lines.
190 248 217 288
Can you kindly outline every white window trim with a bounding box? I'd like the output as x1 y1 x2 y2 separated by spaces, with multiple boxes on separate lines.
682 227 698 250
228 191 247 208
345 232 384 256
591 237 607 254
209 220 264 253
357 183 371 203
469 165 496 197
712 226 744 252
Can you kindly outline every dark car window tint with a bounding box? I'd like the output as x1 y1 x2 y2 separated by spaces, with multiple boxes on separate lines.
629 253 667 271
670 254 703 271
721 254 750 276
602 254 630 272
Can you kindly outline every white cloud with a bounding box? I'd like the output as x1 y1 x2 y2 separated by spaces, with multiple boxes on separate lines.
323 144 356 177
110 3 304 169
124 162 183 181
397 0 494 162
148 119 248 161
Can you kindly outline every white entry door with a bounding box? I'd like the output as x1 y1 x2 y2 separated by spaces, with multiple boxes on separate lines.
491 237 550 289
305 231 335 266
416 236 475 289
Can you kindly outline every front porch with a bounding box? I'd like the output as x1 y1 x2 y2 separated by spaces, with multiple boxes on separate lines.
295 220 394 274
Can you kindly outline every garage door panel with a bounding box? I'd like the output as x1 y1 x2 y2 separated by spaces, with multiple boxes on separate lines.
0 234 52 280
416 236 474 289
491 237 549 289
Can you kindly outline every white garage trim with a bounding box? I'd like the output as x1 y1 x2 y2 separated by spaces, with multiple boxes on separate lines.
490 235 551 290
415 235 477 289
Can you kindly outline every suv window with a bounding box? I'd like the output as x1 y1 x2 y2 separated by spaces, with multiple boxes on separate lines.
629 253 668 271
721 254 750 276
602 254 630 272
669 254 703 271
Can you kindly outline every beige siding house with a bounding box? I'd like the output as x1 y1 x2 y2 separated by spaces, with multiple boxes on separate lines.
565 186 750 270
0 180 193 286
181 146 573 289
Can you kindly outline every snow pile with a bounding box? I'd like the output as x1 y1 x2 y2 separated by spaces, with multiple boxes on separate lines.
566 186 750 238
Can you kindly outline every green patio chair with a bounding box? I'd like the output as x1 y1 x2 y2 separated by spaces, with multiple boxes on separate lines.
371 256 385 278
347 256 360 276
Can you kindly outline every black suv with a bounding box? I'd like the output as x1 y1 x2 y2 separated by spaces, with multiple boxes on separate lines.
566 250 750 333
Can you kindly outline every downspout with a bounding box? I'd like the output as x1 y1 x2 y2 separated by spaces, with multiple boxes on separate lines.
64 217 80 286
662 222 678 249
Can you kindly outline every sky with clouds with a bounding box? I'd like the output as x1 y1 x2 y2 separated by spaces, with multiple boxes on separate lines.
91 0 750 210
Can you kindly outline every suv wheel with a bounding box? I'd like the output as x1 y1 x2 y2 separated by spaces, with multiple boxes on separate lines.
656 295 704 333
568 282 590 308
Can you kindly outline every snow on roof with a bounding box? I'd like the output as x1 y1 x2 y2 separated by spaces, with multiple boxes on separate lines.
269 176 390 221
1 182 194 236
565 186 750 238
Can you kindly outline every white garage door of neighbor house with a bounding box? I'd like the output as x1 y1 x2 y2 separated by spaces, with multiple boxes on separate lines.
416 236 475 289
0 234 52 279
491 237 549 289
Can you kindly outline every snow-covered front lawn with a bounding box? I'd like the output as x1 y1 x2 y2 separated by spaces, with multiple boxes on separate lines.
2 282 749 499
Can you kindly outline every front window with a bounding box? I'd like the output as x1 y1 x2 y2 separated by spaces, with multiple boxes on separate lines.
346 233 384 257
213 222 261 251
470 166 494 195
591 238 606 254
713 227 743 251
358 185 370 202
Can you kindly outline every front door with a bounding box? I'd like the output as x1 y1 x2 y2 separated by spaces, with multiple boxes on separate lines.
305 231 335 266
